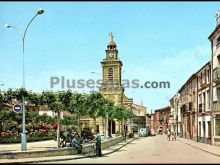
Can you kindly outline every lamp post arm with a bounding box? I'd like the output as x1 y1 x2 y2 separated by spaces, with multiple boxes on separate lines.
8 26 23 46
23 13 38 54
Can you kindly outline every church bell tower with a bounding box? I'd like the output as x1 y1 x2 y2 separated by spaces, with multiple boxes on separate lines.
100 33 124 104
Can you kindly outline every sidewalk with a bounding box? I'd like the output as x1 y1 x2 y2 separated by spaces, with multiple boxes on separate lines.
177 137 220 157
0 138 111 154
0 140 57 154
0 137 139 164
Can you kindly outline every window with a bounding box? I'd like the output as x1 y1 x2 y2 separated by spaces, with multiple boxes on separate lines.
203 92 206 112
203 121 206 137
217 55 220 66
198 76 202 85
215 119 220 136
199 94 202 104
208 121 211 138
199 122 201 137
108 68 114 82
201 72 203 84
159 115 164 122
217 36 220 45
217 88 220 101
207 69 210 83
207 90 210 109
189 102 192 111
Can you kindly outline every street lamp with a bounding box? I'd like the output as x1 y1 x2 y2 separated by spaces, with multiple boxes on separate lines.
5 8 44 151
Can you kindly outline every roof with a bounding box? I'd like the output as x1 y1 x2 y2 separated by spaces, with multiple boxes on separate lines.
178 73 196 93
195 61 211 75
154 106 170 113
208 23 220 41
108 40 116 46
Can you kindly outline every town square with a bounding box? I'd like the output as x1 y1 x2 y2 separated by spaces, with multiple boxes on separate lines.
1 2 220 164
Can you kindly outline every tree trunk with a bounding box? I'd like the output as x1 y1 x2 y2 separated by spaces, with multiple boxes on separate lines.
57 111 60 149
78 115 81 135
122 119 125 139
93 117 96 134
111 120 113 135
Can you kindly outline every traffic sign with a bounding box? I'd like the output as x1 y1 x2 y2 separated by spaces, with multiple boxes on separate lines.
13 104 23 113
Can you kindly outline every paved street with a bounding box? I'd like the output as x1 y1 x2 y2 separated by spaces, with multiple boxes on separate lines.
46 135 220 163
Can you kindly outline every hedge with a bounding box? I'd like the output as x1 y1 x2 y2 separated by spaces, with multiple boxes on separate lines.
0 134 56 144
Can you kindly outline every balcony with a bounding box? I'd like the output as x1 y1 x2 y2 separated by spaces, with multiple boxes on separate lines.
213 67 220 84
213 102 220 112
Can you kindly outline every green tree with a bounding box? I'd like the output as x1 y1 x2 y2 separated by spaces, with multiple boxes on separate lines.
67 93 88 134
4 88 16 104
87 91 105 133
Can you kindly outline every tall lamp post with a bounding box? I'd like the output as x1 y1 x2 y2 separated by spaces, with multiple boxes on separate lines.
5 8 44 151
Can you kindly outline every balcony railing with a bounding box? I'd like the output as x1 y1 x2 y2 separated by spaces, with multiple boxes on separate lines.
213 102 220 112
213 67 220 84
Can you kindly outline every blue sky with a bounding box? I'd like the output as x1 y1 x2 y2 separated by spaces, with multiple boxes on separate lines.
0 2 220 112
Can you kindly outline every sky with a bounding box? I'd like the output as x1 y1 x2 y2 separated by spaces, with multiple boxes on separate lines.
0 2 220 112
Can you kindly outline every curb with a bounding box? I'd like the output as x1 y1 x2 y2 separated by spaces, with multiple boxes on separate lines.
177 139 220 157
3 137 139 164
102 136 139 156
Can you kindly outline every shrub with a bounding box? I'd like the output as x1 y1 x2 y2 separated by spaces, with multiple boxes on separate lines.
0 134 56 144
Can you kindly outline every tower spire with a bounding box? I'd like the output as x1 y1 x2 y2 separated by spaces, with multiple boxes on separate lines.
107 32 117 50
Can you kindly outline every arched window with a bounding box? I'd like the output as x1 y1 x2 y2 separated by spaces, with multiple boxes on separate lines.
108 68 114 82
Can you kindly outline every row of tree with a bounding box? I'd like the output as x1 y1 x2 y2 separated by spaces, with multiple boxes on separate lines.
0 88 134 147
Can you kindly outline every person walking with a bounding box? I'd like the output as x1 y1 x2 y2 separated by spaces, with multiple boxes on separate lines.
95 130 102 157
167 128 171 141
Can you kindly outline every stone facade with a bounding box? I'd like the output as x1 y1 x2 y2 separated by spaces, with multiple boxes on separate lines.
209 11 220 146
151 106 170 134
80 33 134 136
197 62 211 144
178 74 198 141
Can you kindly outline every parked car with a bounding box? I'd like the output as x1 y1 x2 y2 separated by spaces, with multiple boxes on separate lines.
139 128 148 137
150 131 156 136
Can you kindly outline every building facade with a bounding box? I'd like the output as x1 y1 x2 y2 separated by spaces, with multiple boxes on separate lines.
99 33 133 135
209 10 220 146
153 106 171 134
197 62 211 144
178 74 198 141
131 103 149 133
170 93 181 137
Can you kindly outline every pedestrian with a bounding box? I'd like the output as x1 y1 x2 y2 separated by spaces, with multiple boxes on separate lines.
94 130 102 157
167 128 171 141
173 132 177 141
71 132 82 152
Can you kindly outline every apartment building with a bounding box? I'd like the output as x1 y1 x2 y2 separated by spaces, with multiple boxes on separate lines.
209 10 220 146
178 74 198 141
196 62 211 144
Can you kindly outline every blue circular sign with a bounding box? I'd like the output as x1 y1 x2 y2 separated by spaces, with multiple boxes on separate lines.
13 104 22 113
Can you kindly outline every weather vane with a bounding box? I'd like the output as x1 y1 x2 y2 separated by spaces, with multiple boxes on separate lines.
109 32 113 41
